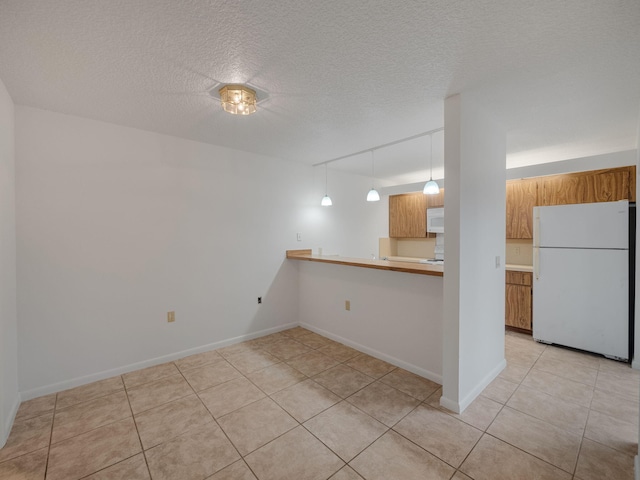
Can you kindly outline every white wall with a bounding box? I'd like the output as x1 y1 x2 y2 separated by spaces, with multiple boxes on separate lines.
0 78 19 447
441 93 506 413
298 261 443 382
15 106 386 398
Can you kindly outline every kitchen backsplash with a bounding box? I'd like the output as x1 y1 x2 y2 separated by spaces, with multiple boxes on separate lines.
379 238 436 259
506 239 533 265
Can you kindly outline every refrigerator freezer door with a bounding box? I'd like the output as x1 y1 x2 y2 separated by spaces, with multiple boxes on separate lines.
535 201 628 249
533 247 629 360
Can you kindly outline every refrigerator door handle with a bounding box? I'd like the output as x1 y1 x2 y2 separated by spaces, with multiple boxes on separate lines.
533 209 540 280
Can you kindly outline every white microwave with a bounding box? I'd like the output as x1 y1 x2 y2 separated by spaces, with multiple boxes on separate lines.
426 207 444 233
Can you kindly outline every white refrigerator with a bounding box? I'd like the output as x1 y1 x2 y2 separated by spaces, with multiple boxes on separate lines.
533 200 629 360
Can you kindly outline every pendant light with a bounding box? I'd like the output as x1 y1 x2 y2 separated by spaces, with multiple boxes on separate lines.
423 133 440 195
366 150 380 202
321 164 332 206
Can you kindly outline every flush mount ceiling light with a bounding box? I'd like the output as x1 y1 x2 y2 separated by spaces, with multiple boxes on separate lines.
423 133 440 195
219 84 257 115
366 150 380 202
321 164 332 206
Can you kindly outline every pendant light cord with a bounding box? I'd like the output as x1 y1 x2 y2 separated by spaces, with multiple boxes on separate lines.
429 133 433 180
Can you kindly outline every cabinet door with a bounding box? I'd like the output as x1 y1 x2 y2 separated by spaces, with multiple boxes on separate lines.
506 179 537 239
426 188 445 208
505 283 532 331
389 193 428 238
540 168 630 206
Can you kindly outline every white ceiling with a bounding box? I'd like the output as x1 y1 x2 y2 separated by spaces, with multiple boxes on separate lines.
1 1 638 185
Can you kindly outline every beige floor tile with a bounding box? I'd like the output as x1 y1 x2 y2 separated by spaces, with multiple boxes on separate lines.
0 447 47 480
313 365 374 398
46 417 141 480
225 349 280 375
126 374 193 414
56 376 124 410
347 381 419 427
506 384 589 435
498 361 530 383
245 362 307 395
145 422 239 480
217 397 297 455
134 394 213 450
280 326 312 338
181 361 242 392
378 368 440 401
0 412 53 463
271 379 340 422
245 332 288 348
122 362 180 388
394 404 482 468
173 350 223 371
52 390 131 444
505 332 546 354
350 430 454 480
427 389 503 431
596 369 640 400
505 347 541 369
345 354 396 379
480 377 518 404
14 394 56 422
599 358 640 378
533 355 598 386
487 407 581 473
590 388 639 425
539 345 601 369
85 453 150 479
245 426 344 480
261 338 313 360
216 341 261 358
574 438 635 480
208 460 257 480
460 434 571 480
296 332 333 349
304 401 387 462
584 409 638 456
285 351 340 377
329 465 364 480
317 343 361 362
198 377 265 419
521 369 593 407
451 472 473 480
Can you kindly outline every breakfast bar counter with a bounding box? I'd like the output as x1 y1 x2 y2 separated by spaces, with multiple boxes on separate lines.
286 249 443 277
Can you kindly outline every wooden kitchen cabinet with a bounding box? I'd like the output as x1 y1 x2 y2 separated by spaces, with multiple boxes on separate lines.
426 188 445 209
389 192 428 238
539 167 632 206
506 179 537 239
505 270 532 332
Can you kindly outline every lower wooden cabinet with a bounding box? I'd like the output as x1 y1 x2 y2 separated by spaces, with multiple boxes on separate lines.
505 271 532 331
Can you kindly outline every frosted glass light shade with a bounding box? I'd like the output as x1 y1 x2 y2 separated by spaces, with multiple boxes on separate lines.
423 180 440 195
321 194 333 206
366 188 380 202
219 85 257 115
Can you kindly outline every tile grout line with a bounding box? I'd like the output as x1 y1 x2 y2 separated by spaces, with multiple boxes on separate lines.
122 372 155 480
42 392 58 479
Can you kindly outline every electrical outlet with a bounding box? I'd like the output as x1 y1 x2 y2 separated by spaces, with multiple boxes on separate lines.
495 256 501 268
345 300 350 311
515 247 521 255
296 232 302 242
258 297 262 304
167 311 175 323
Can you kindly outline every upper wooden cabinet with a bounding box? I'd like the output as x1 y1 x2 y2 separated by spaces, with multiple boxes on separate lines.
506 166 635 239
426 189 445 209
539 167 634 206
389 192 428 238
506 179 537 239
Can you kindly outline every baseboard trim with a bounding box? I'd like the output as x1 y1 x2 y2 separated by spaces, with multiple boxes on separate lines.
635 454 639 480
299 322 442 384
440 358 506 414
20 322 297 401
1 392 21 448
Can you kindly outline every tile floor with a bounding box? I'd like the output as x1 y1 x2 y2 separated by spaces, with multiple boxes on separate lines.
1 327 638 479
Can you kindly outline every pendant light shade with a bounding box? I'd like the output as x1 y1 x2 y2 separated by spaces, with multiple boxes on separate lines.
366 150 380 202
423 133 440 195
321 164 332 206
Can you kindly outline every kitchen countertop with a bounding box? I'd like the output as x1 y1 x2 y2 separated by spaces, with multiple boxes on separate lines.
506 264 533 272
286 250 444 277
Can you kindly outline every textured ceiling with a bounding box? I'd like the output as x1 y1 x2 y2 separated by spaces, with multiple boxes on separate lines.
1 0 639 184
